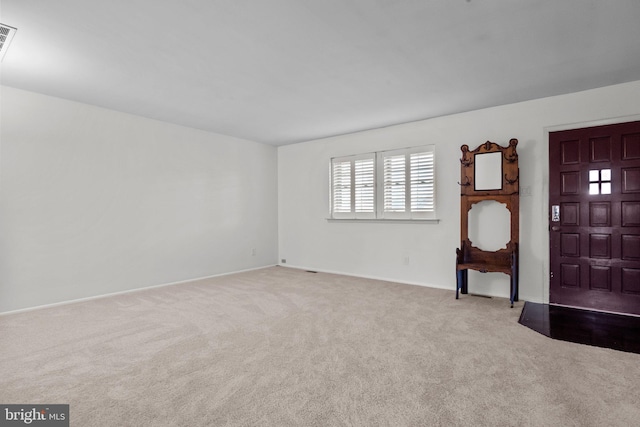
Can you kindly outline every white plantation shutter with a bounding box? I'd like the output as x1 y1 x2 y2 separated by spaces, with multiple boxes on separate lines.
354 158 375 213
332 160 351 214
378 146 436 219
331 145 435 220
331 154 375 218
383 154 406 213
410 151 435 213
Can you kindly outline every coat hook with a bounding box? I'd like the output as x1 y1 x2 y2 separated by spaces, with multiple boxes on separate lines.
505 174 519 184
504 138 519 162
504 151 518 163
460 157 473 167
457 176 471 186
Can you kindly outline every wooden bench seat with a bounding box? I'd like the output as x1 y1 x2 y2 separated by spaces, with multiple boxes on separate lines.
456 239 519 307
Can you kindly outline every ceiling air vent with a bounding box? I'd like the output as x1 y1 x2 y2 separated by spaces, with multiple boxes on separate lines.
0 24 17 61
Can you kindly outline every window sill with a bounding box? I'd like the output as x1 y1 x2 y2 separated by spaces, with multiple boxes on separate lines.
326 218 440 224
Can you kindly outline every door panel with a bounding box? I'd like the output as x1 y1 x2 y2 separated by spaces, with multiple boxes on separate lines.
549 121 640 315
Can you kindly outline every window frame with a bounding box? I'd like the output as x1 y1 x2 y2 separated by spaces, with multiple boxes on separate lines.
329 145 436 221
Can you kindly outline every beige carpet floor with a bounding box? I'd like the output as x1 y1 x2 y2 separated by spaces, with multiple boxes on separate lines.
1 266 639 426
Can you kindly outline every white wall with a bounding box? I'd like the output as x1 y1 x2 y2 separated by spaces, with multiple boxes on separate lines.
3 81 638 313
278 80 640 304
0 86 278 313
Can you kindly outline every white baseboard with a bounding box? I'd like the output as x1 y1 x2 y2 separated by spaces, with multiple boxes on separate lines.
277 263 535 303
0 264 277 316
278 263 453 291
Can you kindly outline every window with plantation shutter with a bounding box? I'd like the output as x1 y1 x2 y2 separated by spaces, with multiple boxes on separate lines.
383 154 406 213
378 146 436 219
354 158 375 213
330 145 435 220
332 160 352 214
330 154 376 219
410 150 435 213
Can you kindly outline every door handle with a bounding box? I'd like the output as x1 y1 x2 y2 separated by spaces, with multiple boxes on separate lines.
551 226 561 232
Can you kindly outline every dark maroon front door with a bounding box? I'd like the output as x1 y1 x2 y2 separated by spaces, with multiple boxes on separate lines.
549 121 640 315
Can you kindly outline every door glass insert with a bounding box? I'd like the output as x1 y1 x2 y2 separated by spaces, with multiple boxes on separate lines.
589 168 612 195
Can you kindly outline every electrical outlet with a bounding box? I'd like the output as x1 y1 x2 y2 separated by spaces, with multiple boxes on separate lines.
251 248 256 256
281 259 287 264
521 186 531 197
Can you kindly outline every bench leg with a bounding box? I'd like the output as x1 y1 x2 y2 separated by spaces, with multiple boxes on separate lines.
461 269 468 295
510 260 519 307
456 269 468 299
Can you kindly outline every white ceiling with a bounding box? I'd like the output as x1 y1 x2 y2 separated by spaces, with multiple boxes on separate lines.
2 0 640 146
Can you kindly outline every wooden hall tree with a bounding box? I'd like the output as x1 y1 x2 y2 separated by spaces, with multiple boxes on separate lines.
456 139 520 307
